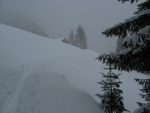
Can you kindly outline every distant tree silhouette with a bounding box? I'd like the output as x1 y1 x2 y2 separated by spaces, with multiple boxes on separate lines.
75 25 87 49
68 25 87 49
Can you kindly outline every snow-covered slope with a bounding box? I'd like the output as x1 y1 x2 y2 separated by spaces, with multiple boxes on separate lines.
0 23 101 97
0 23 147 113
0 23 103 113
1 66 101 113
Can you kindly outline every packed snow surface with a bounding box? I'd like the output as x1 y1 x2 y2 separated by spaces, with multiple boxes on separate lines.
0 23 148 113
1 66 101 113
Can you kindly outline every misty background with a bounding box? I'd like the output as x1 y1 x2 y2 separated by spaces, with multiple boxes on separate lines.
0 0 137 52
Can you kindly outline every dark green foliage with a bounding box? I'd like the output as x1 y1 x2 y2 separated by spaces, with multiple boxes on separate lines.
103 14 150 38
99 0 150 74
135 78 150 113
96 62 128 113
118 0 139 3
135 78 150 101
135 1 150 14
98 0 150 112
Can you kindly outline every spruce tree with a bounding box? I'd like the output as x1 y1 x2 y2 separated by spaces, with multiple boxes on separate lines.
99 0 150 73
135 78 150 102
75 25 87 49
135 78 150 113
68 30 75 45
98 0 150 112
96 61 127 113
68 26 87 49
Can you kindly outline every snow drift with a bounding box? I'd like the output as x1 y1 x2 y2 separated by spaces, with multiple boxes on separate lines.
0 23 103 113
0 66 101 113
0 23 147 113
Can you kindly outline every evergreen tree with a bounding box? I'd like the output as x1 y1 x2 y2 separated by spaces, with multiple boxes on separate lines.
74 30 80 47
68 26 87 49
75 25 87 49
98 0 150 112
99 0 150 73
68 30 75 45
96 62 127 113
135 78 150 113
135 78 150 102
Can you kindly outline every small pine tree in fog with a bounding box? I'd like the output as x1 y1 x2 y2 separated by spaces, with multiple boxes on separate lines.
96 61 127 113
75 25 87 49
69 30 75 45
68 25 87 49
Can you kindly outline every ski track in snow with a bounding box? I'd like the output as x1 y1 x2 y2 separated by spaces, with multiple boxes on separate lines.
2 69 34 113
2 56 63 113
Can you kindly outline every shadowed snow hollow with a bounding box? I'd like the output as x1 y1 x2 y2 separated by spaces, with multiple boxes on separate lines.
0 66 102 113
17 69 103 113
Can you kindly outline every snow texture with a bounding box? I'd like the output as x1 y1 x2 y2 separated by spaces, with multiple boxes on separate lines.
0 23 148 113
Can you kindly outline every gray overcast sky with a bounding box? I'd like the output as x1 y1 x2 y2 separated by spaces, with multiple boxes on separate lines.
0 0 137 52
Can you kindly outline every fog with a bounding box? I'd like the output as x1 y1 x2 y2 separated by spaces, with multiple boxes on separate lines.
0 0 137 52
